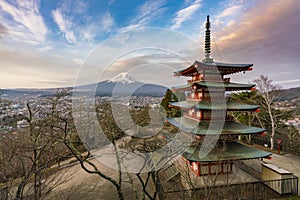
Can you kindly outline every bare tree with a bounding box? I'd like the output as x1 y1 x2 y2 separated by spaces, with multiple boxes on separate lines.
253 75 281 150
47 96 126 200
0 104 70 199
286 125 300 150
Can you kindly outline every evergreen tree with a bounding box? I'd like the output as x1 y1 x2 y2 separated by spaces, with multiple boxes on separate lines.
160 89 181 118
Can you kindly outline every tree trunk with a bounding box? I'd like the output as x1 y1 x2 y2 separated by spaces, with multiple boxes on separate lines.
270 137 274 151
268 104 275 150
116 185 124 200
15 179 26 200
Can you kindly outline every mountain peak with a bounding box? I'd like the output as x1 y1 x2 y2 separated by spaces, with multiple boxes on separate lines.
108 72 138 84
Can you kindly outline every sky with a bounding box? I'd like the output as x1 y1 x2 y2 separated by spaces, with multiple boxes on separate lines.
0 0 300 89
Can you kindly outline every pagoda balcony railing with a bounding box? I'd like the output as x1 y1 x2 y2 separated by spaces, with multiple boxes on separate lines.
187 78 203 84
184 113 232 122
186 96 202 101
186 96 220 102
223 78 230 82
187 77 231 84
184 113 200 121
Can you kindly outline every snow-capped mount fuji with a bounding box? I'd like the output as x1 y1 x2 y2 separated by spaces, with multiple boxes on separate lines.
94 72 167 96
108 72 138 84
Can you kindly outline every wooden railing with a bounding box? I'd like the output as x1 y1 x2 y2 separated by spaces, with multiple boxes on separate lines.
186 96 202 101
187 77 231 84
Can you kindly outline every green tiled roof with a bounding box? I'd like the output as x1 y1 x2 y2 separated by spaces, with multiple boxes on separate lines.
172 81 254 91
197 81 255 89
182 141 271 162
167 117 265 135
169 101 259 111
172 84 192 91
174 61 253 76
169 101 195 109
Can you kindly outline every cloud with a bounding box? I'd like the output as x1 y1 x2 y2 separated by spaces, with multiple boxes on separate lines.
102 11 114 33
51 0 113 44
0 23 8 38
0 0 47 42
52 9 77 43
38 46 52 53
73 58 84 65
171 0 202 30
218 6 241 19
0 47 77 88
214 0 300 59
274 79 300 85
99 55 190 86
121 0 166 31
212 5 242 28
210 0 300 88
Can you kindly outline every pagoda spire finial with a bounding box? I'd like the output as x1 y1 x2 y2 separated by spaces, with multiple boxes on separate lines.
203 15 213 63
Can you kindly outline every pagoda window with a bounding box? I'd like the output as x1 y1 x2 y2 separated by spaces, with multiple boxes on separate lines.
198 92 203 98
210 163 217 174
203 111 210 120
200 74 204 80
200 163 209 176
193 162 198 171
196 111 201 118
223 162 233 173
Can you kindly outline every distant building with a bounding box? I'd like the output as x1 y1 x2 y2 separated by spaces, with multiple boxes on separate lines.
17 119 28 129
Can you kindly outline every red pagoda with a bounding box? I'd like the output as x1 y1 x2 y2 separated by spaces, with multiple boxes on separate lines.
167 16 271 176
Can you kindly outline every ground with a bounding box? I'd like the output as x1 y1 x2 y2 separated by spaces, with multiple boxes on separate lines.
46 159 149 200
38 148 300 199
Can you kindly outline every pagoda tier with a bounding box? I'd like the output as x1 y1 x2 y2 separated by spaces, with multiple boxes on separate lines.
174 61 253 77
182 141 271 176
167 117 266 135
183 141 271 162
172 82 255 92
169 101 260 111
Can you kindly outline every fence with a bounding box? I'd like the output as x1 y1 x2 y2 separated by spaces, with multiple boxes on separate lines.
165 176 299 200
252 135 300 156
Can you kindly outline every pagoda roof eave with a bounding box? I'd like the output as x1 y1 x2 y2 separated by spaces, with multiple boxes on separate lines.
166 117 266 135
172 82 255 91
172 84 192 91
182 141 271 162
169 101 260 111
174 61 253 76
174 63 196 77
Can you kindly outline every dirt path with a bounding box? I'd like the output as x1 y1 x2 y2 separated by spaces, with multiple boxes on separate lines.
45 149 300 199
46 158 146 200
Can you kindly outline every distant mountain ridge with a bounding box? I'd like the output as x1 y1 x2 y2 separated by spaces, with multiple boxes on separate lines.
2 75 299 99
1 73 168 97
275 87 300 101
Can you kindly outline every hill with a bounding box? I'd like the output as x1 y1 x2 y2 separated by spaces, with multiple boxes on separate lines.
276 87 300 101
